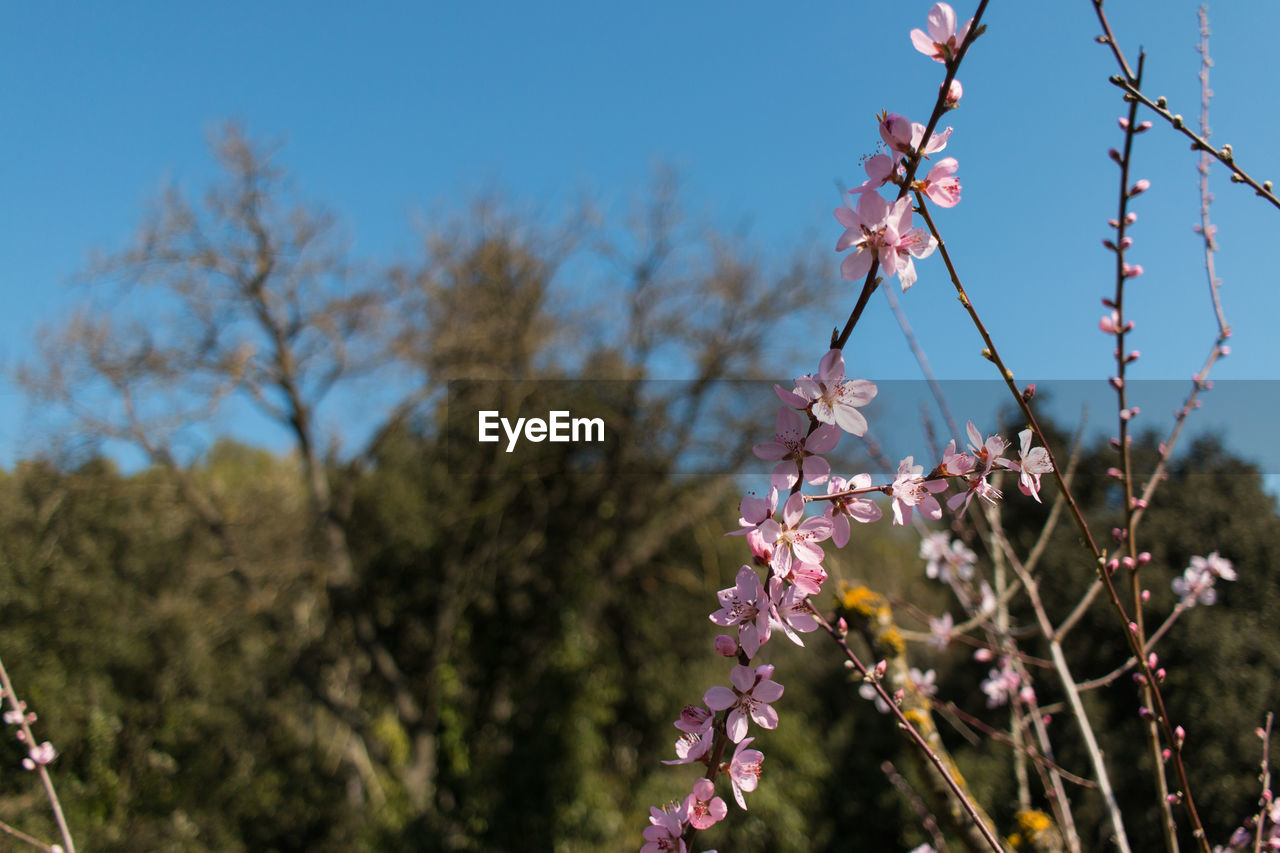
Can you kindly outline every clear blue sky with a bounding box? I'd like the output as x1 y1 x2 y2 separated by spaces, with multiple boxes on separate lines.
2 2 1278 473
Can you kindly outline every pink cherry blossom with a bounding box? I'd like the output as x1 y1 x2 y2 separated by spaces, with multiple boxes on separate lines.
879 113 953 158
998 429 1054 502
940 439 975 476
948 422 1008 512
834 190 896 282
792 349 878 436
1172 552 1236 606
910 3 973 64
825 474 883 548
928 612 954 651
890 456 947 525
981 659 1022 708
753 407 840 491
26 741 55 767
919 532 976 581
709 565 772 658
727 737 764 809
908 667 938 699
642 802 688 853
787 561 828 596
704 664 785 743
760 492 832 577
768 576 819 646
663 705 715 766
730 488 777 537
836 192 937 291
919 157 961 208
684 778 727 830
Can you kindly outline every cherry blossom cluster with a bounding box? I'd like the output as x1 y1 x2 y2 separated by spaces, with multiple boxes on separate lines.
642 344 1052 849
640 7 1044 848
1171 552 1237 607
834 3 974 293
3 698 56 772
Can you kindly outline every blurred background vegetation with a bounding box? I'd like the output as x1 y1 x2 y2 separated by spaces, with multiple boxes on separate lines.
1 125 1276 851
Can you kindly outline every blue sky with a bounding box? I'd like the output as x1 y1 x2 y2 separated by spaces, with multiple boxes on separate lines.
2 2 1278 473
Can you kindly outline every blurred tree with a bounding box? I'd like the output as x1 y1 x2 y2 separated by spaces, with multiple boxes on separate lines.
17 122 408 806
16 125 843 848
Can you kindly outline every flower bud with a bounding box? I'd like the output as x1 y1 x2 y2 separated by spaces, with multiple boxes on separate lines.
943 79 963 105
1129 179 1151 196
714 635 738 657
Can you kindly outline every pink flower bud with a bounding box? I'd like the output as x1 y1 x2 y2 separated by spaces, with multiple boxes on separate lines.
1119 236 1133 249
1128 621 1139 634
1118 117 1130 130
1147 653 1158 668
1106 558 1120 573
1162 748 1172 760
1136 121 1153 132
1141 589 1151 602
1125 211 1138 224
1109 148 1123 164
944 79 963 104
715 635 738 657
1109 376 1123 390
1156 668 1166 681
1129 179 1151 196
1122 556 1136 569
873 659 887 679
1219 345 1231 356
1123 263 1144 278
973 648 993 662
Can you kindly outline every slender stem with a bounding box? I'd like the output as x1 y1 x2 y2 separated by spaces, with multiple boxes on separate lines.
1253 713 1273 853
1092 0 1279 213
989 524 1130 852
816 612 1006 852
0 656 76 853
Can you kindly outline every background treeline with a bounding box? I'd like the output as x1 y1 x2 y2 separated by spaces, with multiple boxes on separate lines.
2 125 1276 851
